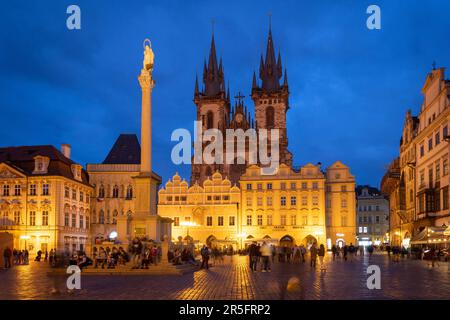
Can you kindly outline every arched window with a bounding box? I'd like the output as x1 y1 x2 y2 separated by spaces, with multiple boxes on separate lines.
266 106 274 128
98 185 105 198
112 185 119 198
92 210 97 224
99 210 105 224
206 111 214 129
126 185 133 199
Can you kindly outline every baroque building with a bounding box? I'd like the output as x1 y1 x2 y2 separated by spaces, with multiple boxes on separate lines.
382 66 450 248
0 145 93 254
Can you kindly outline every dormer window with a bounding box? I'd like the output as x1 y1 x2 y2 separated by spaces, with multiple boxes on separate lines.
32 156 50 175
71 164 83 182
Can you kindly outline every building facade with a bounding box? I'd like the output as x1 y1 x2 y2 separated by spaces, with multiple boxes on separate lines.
324 162 357 248
0 145 93 254
356 186 389 246
158 172 240 248
158 162 356 249
382 66 450 248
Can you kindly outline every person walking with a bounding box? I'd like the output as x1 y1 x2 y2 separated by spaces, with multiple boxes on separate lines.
348 243 355 262
44 250 48 262
343 245 348 261
200 245 210 270
318 244 326 271
260 242 271 272
331 245 337 261
3 247 12 269
310 243 318 268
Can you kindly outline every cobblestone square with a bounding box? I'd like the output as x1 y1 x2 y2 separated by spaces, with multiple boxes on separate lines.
0 253 448 300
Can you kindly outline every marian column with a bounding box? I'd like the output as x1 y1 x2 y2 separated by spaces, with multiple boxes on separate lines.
138 39 154 175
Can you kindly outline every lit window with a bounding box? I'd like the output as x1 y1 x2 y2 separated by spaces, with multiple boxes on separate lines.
174 217 179 226
267 196 273 206
290 196 297 206
30 184 36 196
30 211 36 226
14 185 21 196
246 215 252 226
257 215 263 226
42 184 49 196
3 185 9 196
267 215 273 226
42 211 49 226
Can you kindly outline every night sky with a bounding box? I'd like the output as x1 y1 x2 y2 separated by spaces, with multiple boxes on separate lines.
1 1 449 188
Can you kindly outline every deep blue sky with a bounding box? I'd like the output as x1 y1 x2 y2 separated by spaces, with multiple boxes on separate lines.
1 1 449 188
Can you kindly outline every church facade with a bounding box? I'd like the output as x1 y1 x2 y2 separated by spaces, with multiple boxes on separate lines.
159 27 356 249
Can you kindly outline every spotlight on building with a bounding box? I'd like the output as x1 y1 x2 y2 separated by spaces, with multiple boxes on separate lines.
109 231 118 239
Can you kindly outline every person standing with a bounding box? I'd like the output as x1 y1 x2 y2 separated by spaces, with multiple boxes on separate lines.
310 243 318 268
248 242 257 271
200 245 210 270
44 250 48 262
3 247 12 269
318 244 326 271
260 242 272 272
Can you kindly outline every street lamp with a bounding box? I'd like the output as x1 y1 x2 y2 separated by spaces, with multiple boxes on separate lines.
237 232 247 250
180 221 197 241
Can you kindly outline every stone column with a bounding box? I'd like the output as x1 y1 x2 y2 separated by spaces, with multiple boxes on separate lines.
138 57 154 175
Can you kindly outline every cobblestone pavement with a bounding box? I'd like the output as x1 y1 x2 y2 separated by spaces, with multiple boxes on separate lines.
0 253 449 300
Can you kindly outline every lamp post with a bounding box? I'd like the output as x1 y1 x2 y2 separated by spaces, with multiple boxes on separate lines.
237 232 247 250
180 221 196 243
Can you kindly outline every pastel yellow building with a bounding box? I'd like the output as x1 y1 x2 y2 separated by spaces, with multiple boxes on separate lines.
158 172 240 248
0 145 93 254
239 164 327 247
325 161 357 248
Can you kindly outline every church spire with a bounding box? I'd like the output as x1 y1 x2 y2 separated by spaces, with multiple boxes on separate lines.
202 34 225 97
194 73 199 99
283 68 288 87
259 22 282 93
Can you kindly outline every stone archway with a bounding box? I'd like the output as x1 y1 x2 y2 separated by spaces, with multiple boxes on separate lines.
206 235 217 247
280 235 294 247
302 235 317 247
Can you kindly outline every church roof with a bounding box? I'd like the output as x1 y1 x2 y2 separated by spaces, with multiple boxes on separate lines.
103 134 141 165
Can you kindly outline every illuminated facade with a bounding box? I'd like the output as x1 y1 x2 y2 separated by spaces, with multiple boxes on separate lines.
325 161 357 248
158 172 240 248
159 163 356 249
0 145 93 254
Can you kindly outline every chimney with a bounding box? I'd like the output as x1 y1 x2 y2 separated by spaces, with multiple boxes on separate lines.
61 144 71 159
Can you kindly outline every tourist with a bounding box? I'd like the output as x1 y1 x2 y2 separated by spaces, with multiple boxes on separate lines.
260 241 271 272
368 245 374 257
3 246 12 269
343 245 348 261
300 245 307 263
44 250 48 262
248 242 258 271
310 243 318 268
331 245 337 261
349 243 356 262
386 245 391 258
151 245 158 265
200 245 210 269
35 250 42 262
318 244 326 271
23 250 29 265
271 244 276 263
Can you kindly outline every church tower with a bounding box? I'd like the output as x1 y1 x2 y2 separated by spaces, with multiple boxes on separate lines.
191 34 231 185
251 25 292 167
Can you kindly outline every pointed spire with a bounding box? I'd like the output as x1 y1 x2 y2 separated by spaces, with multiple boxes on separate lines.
194 74 199 98
252 71 257 89
283 68 288 87
259 21 282 92
203 34 224 97
226 82 230 102
277 51 282 77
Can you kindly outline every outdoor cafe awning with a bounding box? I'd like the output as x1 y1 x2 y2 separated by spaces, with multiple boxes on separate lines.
410 226 450 245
